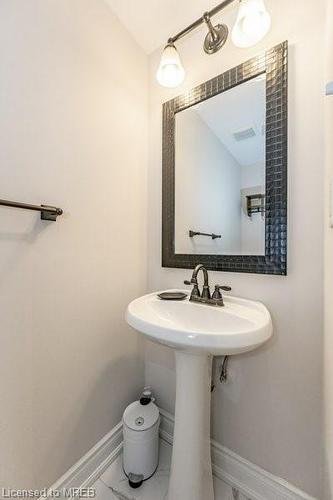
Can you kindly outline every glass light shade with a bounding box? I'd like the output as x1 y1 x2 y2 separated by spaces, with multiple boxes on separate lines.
156 44 185 88
232 0 271 48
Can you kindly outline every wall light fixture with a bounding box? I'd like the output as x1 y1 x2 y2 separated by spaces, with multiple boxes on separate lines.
156 0 271 88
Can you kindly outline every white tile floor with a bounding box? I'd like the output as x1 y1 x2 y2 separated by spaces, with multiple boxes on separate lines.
90 439 247 500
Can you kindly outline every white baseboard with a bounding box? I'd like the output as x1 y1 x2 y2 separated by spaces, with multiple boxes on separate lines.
159 408 318 500
43 422 122 498
45 408 317 500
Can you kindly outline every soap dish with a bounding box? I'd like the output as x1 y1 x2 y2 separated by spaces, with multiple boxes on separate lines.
158 292 187 301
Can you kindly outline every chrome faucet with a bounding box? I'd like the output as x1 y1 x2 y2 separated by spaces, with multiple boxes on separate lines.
184 264 231 307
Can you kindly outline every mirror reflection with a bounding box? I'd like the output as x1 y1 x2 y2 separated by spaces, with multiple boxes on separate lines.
175 74 266 256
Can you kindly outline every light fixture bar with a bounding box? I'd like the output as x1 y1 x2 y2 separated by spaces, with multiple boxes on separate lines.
168 0 237 44
157 0 271 87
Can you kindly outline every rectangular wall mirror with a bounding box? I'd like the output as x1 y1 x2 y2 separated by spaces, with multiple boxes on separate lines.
162 42 288 275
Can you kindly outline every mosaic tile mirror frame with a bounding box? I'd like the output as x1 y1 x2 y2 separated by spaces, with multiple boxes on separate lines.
162 42 288 275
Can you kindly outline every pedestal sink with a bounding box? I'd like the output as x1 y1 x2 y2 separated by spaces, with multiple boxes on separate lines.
126 290 272 500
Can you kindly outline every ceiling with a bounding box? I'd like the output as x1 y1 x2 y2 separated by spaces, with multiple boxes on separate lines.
104 0 228 54
192 75 266 167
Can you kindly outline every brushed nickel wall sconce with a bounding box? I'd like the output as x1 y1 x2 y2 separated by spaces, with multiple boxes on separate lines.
156 0 271 88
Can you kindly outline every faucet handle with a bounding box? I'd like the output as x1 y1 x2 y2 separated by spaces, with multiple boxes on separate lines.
215 285 232 292
212 285 231 301
184 279 201 298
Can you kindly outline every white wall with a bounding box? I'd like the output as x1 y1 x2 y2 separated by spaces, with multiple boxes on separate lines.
0 0 147 489
324 0 333 497
147 0 324 497
175 109 241 255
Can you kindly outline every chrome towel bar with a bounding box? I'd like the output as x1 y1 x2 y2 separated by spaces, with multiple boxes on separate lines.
0 198 63 221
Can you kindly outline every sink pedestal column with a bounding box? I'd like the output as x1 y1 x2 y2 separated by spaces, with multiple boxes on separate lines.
167 352 214 500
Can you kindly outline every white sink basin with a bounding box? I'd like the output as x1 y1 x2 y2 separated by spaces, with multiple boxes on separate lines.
126 290 272 355
126 289 272 500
